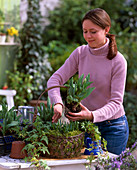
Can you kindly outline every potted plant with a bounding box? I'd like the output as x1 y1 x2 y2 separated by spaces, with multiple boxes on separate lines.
6 26 18 43
0 102 21 156
45 120 84 159
18 97 84 161
0 28 6 43
64 73 95 116
85 140 137 169
16 97 54 162
81 121 107 156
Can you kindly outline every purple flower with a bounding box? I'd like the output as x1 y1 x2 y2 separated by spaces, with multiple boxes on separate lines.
131 141 137 149
112 161 122 168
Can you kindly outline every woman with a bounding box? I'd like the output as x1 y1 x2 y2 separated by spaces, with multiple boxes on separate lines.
47 8 129 155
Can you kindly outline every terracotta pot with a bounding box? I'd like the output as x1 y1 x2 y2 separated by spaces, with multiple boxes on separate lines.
10 141 27 159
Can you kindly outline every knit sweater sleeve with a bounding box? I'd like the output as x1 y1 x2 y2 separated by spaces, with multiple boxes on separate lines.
47 48 79 105
92 53 127 123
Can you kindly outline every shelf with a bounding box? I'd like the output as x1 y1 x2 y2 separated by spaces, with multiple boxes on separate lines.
0 42 20 46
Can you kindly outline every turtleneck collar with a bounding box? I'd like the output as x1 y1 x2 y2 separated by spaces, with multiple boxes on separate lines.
88 38 109 56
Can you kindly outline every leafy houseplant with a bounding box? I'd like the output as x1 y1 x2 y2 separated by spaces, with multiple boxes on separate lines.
18 97 84 166
81 121 106 156
16 97 55 163
0 103 21 136
45 120 84 159
65 73 95 115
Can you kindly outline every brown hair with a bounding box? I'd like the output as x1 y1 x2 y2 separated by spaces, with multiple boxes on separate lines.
82 8 117 60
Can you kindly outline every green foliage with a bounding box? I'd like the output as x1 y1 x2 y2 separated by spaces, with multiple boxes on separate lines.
30 158 50 170
65 74 95 106
42 0 92 45
20 118 49 158
0 27 6 34
43 40 79 74
6 70 34 107
89 141 137 169
42 0 129 45
47 120 80 137
0 9 5 22
43 40 68 60
123 92 137 147
81 121 101 141
17 0 52 99
81 121 107 157
17 96 84 161
20 119 50 169
43 0 137 93
37 97 54 123
117 0 137 32
117 32 137 91
0 103 21 136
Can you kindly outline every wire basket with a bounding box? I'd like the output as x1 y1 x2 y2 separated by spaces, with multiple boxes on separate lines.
33 85 84 158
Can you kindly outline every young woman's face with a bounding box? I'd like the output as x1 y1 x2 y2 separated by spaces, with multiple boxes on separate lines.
82 19 109 48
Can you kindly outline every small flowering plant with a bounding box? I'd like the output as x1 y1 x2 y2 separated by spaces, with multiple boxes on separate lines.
86 140 137 170
7 27 18 37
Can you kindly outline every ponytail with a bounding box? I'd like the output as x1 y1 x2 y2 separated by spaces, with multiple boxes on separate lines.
106 33 117 60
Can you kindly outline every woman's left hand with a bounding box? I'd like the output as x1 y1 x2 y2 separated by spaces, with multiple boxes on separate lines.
66 103 93 121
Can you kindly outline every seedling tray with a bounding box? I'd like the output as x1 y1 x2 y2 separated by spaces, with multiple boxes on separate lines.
0 135 17 156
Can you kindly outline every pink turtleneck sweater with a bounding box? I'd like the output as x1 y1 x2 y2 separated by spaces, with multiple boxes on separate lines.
47 39 127 123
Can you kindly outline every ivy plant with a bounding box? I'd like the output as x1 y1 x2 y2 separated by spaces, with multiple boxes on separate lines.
81 121 101 142
17 0 52 99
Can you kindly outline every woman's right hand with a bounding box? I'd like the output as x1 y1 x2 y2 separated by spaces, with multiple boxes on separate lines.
52 103 63 123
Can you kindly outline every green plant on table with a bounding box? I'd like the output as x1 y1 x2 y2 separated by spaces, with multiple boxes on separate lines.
0 102 21 136
47 120 81 137
81 121 107 158
45 120 84 159
89 140 137 170
21 118 49 158
17 98 55 168
65 73 95 115
37 97 54 123
19 117 50 169
81 121 101 142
